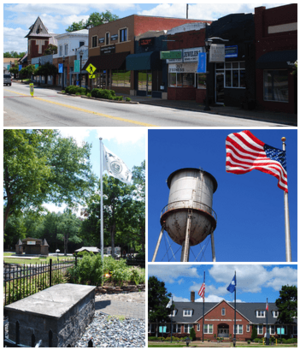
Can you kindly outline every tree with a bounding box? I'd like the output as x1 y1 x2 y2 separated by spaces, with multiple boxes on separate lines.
4 51 25 58
251 325 257 340
9 66 18 78
44 44 57 55
19 64 36 79
57 209 82 255
275 285 297 336
34 62 58 84
148 276 172 337
66 11 119 32
190 327 196 340
3 130 96 233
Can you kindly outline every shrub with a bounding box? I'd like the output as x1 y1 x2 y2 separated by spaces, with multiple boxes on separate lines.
286 338 297 343
251 325 257 340
68 254 103 286
61 90 65 93
75 92 81 96
189 327 196 341
87 93 91 97
126 97 131 102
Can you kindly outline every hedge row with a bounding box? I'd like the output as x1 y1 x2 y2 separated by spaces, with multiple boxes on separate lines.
65 85 90 95
91 88 123 101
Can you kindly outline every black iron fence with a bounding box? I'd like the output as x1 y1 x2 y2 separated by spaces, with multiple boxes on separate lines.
3 258 76 306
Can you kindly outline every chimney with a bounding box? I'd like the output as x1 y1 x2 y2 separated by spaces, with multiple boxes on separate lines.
191 291 195 302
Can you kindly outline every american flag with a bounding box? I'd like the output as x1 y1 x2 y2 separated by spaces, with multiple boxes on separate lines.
266 299 269 311
226 130 288 192
198 283 205 299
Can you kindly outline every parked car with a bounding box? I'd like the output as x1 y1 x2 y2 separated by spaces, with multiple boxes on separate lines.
4 74 12 86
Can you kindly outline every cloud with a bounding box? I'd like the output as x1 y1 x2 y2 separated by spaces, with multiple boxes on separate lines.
148 264 199 284
4 27 28 52
178 278 184 285
173 294 190 302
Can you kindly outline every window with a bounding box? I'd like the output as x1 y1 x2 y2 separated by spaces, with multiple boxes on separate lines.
79 41 85 47
269 326 275 335
272 311 279 318
172 324 177 333
263 70 288 102
257 325 263 335
246 325 250 333
168 73 195 88
92 36 97 48
183 309 192 317
64 44 68 56
112 70 131 88
119 28 128 42
221 308 226 316
197 324 200 331
256 310 265 317
184 324 193 333
277 326 286 335
204 324 213 334
224 61 246 88
106 32 110 45
59 45 63 56
234 325 243 334
293 326 297 335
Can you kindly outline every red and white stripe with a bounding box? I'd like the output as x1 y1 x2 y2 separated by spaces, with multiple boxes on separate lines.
198 283 205 299
226 130 288 192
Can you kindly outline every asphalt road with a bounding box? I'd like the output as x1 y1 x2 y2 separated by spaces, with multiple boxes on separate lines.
4 84 286 127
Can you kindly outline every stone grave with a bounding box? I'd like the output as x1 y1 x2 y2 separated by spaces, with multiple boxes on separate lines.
5 283 96 347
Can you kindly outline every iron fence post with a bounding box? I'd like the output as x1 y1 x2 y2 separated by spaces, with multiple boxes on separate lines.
50 259 52 287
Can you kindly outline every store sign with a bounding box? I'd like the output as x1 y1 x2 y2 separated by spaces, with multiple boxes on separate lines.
139 37 154 46
225 45 238 58
197 52 206 73
169 62 197 73
111 34 118 42
99 37 105 44
183 47 205 62
161 50 182 61
100 45 115 55
209 44 225 62
74 60 80 73
27 241 36 245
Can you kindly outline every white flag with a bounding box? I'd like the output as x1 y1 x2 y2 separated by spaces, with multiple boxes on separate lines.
103 145 132 184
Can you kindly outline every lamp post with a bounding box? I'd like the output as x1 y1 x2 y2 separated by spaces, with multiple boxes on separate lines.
79 51 83 88
62 55 65 90
56 249 60 261
204 40 211 111
39 58 41 85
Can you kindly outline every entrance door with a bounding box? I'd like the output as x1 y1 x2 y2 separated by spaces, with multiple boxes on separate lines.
218 326 229 337
147 72 152 95
138 70 152 96
215 73 224 104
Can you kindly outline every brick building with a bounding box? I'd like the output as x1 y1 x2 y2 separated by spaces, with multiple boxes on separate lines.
148 292 297 341
255 4 297 114
84 15 209 95
25 17 57 65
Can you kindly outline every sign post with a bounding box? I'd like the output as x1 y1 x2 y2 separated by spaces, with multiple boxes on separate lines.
29 83 34 97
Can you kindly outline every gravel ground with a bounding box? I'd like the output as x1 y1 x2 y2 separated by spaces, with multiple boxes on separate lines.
75 314 145 348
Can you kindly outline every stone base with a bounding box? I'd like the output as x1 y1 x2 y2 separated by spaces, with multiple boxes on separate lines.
5 283 95 347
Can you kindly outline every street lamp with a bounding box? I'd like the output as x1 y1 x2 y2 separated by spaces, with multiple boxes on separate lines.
79 50 83 88
62 55 65 90
56 249 60 261
204 40 211 111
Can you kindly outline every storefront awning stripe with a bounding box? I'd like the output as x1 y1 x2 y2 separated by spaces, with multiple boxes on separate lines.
256 50 297 69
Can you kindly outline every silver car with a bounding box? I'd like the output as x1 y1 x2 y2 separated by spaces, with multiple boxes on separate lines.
4 74 12 86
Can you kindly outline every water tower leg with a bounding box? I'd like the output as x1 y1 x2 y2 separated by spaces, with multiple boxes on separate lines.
211 231 216 262
181 212 192 262
152 226 164 262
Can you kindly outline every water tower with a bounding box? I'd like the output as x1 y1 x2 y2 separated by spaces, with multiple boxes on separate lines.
152 168 218 262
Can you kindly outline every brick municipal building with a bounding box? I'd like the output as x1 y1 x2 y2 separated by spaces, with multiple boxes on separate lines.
148 291 297 341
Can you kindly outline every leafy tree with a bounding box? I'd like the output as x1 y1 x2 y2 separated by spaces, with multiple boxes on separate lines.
66 11 119 32
9 66 18 78
275 285 297 336
35 62 58 84
251 325 257 340
148 276 172 337
4 51 25 58
44 44 58 55
19 64 36 79
3 129 96 234
57 209 82 255
190 327 196 340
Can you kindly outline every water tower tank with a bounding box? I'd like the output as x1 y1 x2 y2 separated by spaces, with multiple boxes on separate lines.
160 168 217 260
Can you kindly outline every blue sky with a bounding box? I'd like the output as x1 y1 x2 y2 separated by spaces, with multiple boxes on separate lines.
43 127 145 213
3 3 288 52
148 264 297 303
148 129 297 263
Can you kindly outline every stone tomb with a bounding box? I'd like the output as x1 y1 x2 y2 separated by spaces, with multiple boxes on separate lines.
5 283 96 347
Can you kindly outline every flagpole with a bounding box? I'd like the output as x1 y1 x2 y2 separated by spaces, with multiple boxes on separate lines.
99 138 104 262
202 271 205 343
266 298 269 346
282 137 292 262
233 271 236 347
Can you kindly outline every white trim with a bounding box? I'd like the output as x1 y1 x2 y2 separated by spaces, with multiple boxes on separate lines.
272 310 279 318
257 325 264 335
246 325 250 333
197 324 200 332
183 309 193 317
221 308 226 316
233 324 243 335
204 324 213 334
256 310 266 318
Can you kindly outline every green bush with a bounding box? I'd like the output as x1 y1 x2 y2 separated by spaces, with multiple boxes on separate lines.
286 338 297 343
126 97 131 102
75 92 81 96
68 254 103 286
87 93 91 97
247 340 251 344
189 327 196 341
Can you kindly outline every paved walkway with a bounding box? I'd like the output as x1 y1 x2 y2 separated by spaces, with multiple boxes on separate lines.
95 292 145 319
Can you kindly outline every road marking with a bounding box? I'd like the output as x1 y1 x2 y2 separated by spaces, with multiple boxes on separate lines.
4 89 158 127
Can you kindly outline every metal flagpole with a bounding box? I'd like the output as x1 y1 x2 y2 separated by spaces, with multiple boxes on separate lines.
281 137 292 262
202 271 205 342
233 271 236 347
266 298 269 346
100 138 104 262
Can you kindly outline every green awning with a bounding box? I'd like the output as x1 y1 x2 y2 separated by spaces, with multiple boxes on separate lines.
126 51 160 71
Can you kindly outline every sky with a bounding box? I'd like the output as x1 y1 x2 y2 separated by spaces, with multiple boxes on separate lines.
148 264 298 303
148 129 297 263
43 127 145 213
3 2 289 53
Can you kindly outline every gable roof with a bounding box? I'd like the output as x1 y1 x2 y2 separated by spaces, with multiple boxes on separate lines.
25 17 53 38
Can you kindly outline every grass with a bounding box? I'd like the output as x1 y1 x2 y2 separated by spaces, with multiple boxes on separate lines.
4 256 74 265
107 315 125 321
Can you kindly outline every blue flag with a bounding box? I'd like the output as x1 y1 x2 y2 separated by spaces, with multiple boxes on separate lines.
227 275 236 293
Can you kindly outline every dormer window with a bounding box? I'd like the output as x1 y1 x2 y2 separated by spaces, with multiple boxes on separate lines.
183 309 192 317
272 310 279 318
221 308 226 316
256 310 265 318
170 309 177 317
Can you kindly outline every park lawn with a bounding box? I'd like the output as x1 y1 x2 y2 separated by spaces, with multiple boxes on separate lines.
4 256 73 265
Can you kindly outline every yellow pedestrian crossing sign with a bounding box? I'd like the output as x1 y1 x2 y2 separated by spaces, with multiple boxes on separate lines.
86 64 96 75
89 75 96 79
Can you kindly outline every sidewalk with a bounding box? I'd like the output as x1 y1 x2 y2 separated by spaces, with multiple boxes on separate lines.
117 93 297 126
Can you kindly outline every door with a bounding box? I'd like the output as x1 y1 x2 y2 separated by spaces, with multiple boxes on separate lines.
215 73 224 104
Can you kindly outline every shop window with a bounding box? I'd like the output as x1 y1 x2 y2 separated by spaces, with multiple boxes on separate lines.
92 36 97 48
197 74 206 89
204 324 213 334
168 73 195 88
119 28 128 42
106 32 110 45
224 61 245 88
112 70 130 88
234 325 243 334
263 70 288 103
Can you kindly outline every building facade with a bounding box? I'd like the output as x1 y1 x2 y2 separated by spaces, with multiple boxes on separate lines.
149 292 297 341
255 4 297 114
